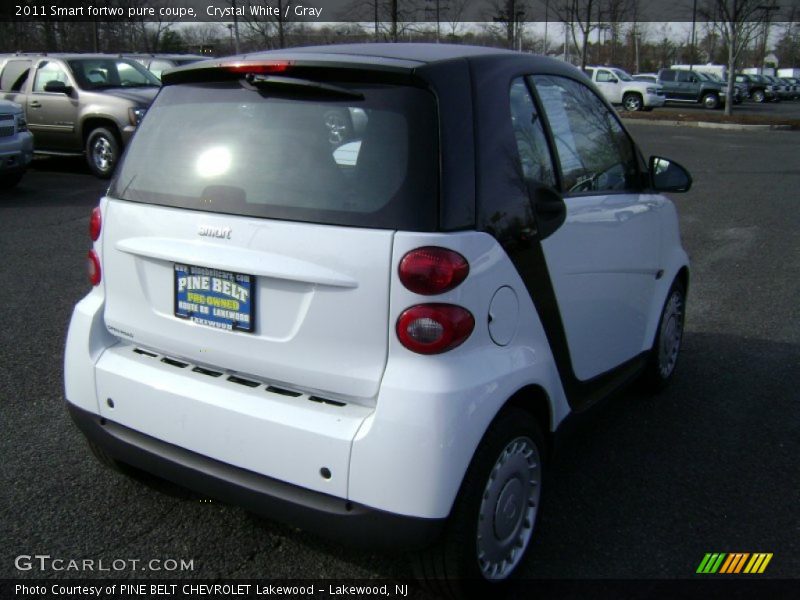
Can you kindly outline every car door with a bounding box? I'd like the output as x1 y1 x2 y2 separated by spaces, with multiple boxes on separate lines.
594 68 622 104
27 60 80 151
658 70 679 100
527 74 662 381
676 70 697 100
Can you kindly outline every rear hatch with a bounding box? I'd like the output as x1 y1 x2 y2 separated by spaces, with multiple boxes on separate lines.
101 64 439 401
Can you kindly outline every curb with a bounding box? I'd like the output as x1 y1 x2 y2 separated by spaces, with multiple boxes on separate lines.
620 118 794 131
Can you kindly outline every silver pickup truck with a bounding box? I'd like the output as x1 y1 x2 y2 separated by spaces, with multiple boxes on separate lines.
0 54 160 178
0 99 33 189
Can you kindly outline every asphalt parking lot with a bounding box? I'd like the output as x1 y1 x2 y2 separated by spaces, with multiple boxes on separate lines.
1 125 798 595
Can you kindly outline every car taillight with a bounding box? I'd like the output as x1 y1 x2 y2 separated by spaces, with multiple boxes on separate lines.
87 250 101 286
396 304 474 354
224 61 293 75
399 247 469 295
89 207 102 241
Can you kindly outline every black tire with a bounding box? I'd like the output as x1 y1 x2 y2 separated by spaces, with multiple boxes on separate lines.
0 171 24 190
623 92 644 112
413 407 545 599
641 279 686 391
702 92 720 109
751 89 765 103
85 127 120 179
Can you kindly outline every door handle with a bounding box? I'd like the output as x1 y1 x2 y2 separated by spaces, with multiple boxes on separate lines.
29 101 42 108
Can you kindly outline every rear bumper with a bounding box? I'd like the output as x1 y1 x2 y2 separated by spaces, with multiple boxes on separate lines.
67 401 443 549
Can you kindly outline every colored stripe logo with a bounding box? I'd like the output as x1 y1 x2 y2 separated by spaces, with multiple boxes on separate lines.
697 553 773 574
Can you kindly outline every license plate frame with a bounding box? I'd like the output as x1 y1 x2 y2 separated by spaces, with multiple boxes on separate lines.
174 263 255 333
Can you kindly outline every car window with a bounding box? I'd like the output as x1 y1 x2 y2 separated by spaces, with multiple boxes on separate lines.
67 58 160 89
660 70 676 82
33 61 69 92
677 71 694 83
110 81 438 231
596 70 615 83
0 60 32 92
509 78 556 188
611 69 633 81
531 75 640 195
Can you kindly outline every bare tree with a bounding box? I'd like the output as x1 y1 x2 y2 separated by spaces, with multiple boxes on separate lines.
485 0 532 50
553 0 597 69
700 0 775 115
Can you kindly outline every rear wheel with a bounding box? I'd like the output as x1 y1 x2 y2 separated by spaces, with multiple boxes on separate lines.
85 127 120 179
623 92 644 112
751 89 765 103
702 93 720 109
414 407 545 598
641 280 686 390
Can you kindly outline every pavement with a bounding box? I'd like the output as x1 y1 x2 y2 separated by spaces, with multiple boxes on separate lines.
620 100 800 130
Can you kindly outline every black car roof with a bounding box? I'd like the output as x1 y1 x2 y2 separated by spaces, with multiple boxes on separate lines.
164 43 579 83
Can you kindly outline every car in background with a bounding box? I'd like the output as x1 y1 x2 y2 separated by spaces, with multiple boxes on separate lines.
0 99 33 189
781 77 800 99
657 68 728 109
734 73 775 103
695 70 742 104
0 53 160 178
123 54 209 80
584 66 665 111
764 74 792 101
633 73 658 83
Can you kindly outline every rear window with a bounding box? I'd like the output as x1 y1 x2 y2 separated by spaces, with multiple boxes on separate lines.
110 81 439 231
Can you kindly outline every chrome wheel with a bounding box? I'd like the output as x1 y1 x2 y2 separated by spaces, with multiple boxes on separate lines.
657 289 684 379
703 93 719 109
623 94 643 111
476 436 541 580
92 136 114 173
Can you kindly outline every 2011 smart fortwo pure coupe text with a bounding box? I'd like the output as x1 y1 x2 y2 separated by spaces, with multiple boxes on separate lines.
64 44 693 593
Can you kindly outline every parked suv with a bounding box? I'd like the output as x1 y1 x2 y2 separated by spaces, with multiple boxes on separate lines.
0 99 33 188
0 54 160 178
584 66 665 111
65 44 692 589
657 68 727 108
734 73 774 103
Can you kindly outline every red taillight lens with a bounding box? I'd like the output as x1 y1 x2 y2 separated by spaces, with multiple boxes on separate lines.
398 247 469 295
89 207 102 241
224 61 293 75
397 304 474 354
87 250 101 286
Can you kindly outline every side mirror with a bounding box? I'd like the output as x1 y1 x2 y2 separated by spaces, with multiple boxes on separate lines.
650 156 692 193
609 77 618 84
44 80 72 94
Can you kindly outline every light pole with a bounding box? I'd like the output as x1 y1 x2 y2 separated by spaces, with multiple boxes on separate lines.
690 0 697 71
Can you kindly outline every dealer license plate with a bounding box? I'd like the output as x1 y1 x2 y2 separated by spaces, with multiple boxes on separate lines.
174 263 255 332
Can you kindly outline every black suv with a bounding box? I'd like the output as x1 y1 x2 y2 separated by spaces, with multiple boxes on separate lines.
734 73 775 103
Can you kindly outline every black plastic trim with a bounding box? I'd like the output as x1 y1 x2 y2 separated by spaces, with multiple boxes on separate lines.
67 403 443 549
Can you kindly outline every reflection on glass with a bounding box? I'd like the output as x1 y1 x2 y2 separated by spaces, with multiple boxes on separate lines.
196 146 232 178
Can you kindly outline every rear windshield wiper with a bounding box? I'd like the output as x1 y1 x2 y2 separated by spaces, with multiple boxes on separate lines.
243 74 364 100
